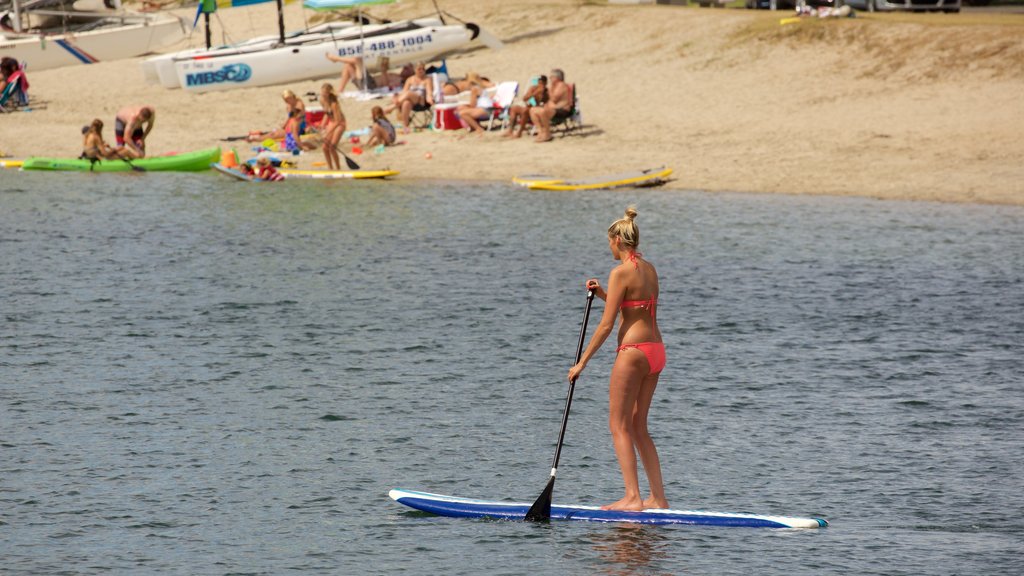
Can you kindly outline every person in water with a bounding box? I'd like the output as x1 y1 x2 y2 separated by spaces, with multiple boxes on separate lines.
568 206 668 512
113 105 155 158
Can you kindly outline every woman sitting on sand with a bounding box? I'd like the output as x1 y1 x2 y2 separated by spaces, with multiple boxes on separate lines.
80 119 127 161
247 90 312 149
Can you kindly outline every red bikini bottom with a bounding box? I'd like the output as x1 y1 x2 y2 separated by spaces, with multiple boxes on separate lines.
616 342 666 374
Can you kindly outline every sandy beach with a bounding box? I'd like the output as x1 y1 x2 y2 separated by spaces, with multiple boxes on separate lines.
3 0 1023 205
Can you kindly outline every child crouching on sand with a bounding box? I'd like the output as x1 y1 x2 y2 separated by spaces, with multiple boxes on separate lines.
366 106 396 149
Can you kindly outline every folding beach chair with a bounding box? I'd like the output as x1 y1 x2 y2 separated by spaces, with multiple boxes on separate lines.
0 67 30 113
485 81 519 131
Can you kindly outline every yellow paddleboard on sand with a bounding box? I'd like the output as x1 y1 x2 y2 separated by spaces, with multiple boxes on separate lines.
278 168 398 180
1 159 24 169
513 166 672 191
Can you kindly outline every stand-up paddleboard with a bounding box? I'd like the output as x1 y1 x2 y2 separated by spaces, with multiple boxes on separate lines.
512 174 565 188
389 489 828 529
212 163 260 182
513 166 672 191
277 168 399 180
0 159 23 169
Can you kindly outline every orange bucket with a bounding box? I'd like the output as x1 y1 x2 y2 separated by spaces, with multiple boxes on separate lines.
221 149 238 168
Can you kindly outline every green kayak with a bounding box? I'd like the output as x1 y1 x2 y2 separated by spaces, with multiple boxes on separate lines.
22 147 221 172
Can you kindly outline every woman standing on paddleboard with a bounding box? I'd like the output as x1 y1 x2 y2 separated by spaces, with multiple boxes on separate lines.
568 206 668 512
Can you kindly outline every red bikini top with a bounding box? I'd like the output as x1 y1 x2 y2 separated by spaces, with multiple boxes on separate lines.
620 250 656 315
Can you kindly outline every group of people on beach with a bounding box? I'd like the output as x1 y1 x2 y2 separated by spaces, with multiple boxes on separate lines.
79 105 156 162
242 59 575 170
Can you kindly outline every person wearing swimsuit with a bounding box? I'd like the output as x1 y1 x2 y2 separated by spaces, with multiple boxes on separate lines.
319 83 346 171
384 62 432 134
568 206 668 512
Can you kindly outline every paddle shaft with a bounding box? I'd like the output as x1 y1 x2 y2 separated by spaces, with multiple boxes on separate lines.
548 289 595 476
525 289 594 521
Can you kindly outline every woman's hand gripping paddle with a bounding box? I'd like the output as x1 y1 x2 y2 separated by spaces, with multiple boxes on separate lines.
525 289 595 522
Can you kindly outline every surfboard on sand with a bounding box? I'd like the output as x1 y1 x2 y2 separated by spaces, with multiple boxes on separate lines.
513 166 672 191
389 489 828 529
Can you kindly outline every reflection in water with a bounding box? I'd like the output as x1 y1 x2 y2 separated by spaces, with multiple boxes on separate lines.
589 524 674 576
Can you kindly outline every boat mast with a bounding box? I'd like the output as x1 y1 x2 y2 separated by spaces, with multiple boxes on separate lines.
276 0 285 44
11 0 23 32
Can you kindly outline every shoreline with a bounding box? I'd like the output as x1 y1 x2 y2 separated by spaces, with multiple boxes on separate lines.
2 0 1022 205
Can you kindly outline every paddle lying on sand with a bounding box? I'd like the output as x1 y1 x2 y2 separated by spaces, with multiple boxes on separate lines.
525 289 595 522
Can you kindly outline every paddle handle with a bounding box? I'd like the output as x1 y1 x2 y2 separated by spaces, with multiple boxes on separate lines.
547 289 595 477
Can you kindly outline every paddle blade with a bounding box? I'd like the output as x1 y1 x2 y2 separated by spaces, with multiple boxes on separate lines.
525 476 555 522
343 154 360 170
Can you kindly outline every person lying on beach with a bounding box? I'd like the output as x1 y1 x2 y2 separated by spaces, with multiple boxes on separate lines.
503 75 548 138
256 157 285 181
325 54 404 93
319 83 346 171
455 84 496 135
238 163 256 178
365 106 396 148
383 62 433 134
528 68 571 143
80 119 127 161
114 105 155 158
247 90 314 150
440 71 493 101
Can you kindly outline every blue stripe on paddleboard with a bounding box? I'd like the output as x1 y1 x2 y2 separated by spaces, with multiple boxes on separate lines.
389 489 827 529
55 39 99 64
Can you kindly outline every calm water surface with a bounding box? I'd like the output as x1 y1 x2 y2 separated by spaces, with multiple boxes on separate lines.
2 172 1022 575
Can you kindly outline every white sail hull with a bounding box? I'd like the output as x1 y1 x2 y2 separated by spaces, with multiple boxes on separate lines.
0 14 185 71
161 19 472 93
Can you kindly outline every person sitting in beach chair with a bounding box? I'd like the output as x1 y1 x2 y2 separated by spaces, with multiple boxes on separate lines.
384 62 433 134
503 75 547 138
456 81 518 135
455 83 497 135
549 82 581 135
528 68 572 143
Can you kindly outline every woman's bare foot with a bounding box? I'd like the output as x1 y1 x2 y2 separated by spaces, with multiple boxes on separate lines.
601 496 644 511
642 497 669 510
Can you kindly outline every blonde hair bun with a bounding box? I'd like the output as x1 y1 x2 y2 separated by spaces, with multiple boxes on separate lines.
608 206 640 248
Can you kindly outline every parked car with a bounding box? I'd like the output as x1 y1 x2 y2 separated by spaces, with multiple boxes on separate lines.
842 0 960 11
